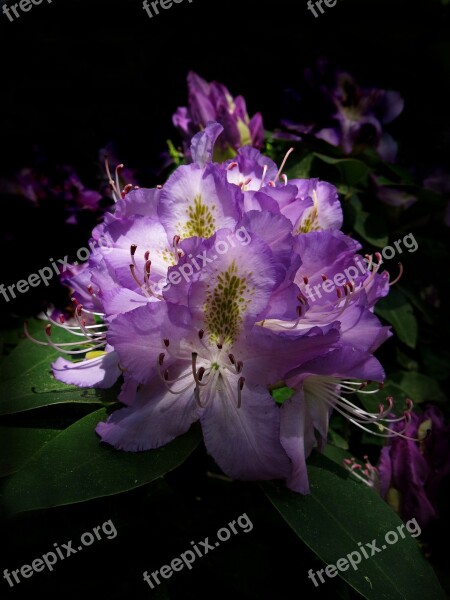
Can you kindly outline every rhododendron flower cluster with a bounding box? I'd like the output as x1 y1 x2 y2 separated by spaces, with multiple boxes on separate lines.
28 122 414 494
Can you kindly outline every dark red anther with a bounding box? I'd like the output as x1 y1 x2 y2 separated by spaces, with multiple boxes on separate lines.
238 377 245 390
303 276 309 285
121 184 133 198
296 305 303 317
76 304 83 316
173 235 181 248
321 274 327 282
71 297 79 306
197 367 206 381
59 314 65 324
163 339 170 347
158 353 165 366
45 324 52 336
236 361 243 373
348 281 354 292
228 353 235 364
144 250 150 261
217 343 223 350
336 288 342 299
145 260 152 275
164 369 170 381
198 329 204 340
87 285 94 295
297 294 307 305
130 244 137 256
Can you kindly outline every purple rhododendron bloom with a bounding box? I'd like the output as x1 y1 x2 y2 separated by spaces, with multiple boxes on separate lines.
173 72 264 160
27 122 412 492
378 405 450 530
1 162 103 225
282 63 404 161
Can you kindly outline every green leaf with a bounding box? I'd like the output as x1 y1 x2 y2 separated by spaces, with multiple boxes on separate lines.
390 371 447 404
328 429 349 450
346 195 389 247
264 463 446 600
0 427 59 477
395 348 419 371
285 154 314 179
375 288 418 349
271 387 295 405
314 154 371 187
0 324 116 415
1 410 202 514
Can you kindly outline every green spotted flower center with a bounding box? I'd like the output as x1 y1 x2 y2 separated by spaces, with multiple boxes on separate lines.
296 190 320 234
182 195 217 238
204 261 250 346
297 206 320 233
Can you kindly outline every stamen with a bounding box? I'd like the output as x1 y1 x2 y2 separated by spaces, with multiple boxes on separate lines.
104 156 122 202
121 183 133 199
227 162 238 171
259 164 269 189
237 377 245 408
389 263 404 286
275 147 295 183
130 245 138 269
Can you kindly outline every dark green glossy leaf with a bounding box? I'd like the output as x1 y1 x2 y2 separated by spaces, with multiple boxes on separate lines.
264 462 446 600
2 410 202 513
314 154 371 187
390 371 446 404
0 427 59 477
375 288 418 349
346 195 389 247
